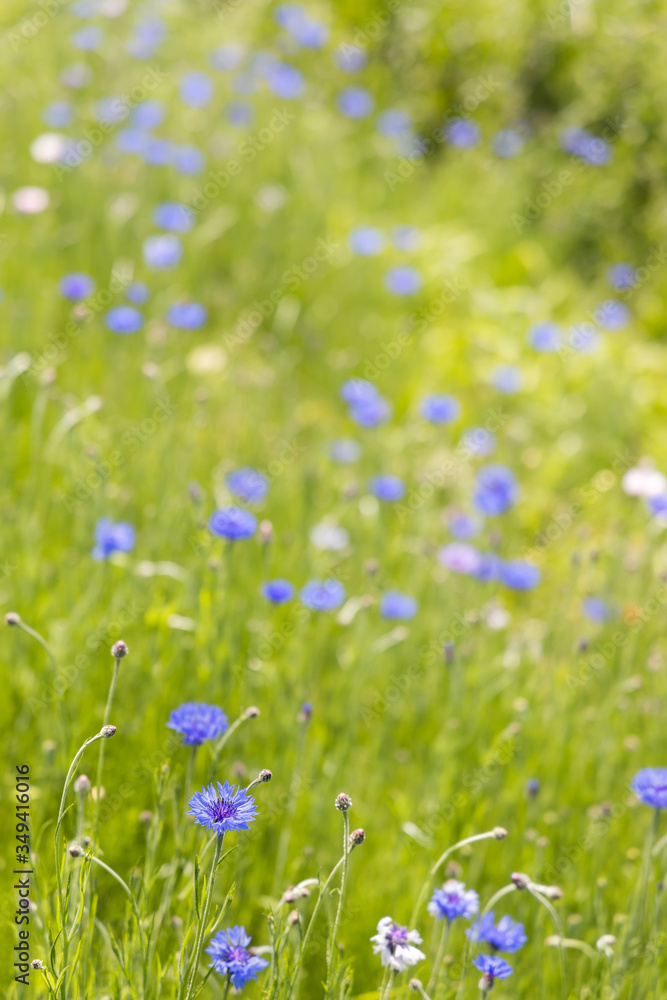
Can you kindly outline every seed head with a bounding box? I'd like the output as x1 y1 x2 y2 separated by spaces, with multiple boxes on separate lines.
493 826 508 840
74 774 91 795
335 792 353 812
111 640 128 659
101 725 116 739
349 828 365 847
5 612 20 626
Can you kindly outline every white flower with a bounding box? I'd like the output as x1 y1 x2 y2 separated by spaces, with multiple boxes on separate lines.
622 466 667 498
309 522 349 551
30 133 68 164
370 917 425 972
13 186 50 214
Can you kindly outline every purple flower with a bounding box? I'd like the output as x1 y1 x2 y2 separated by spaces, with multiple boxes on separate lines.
92 518 135 560
126 282 149 304
105 306 143 334
384 266 422 295
445 118 480 148
528 321 561 352
499 560 540 590
595 300 630 331
337 87 374 119
472 954 513 983
341 378 378 405
261 580 294 604
371 918 425 972
180 71 214 107
466 912 527 953
428 880 479 921
206 926 269 990
226 467 268 504
300 579 345 611
167 302 207 329
420 394 460 424
153 202 194 232
143 234 182 269
348 226 384 255
632 768 667 809
131 99 165 129
438 543 482 575
473 465 518 516
448 513 482 539
369 475 405 502
167 703 228 746
209 507 257 540
188 781 258 835
608 263 636 291
379 591 417 620
350 397 392 428
59 273 95 301
267 64 304 99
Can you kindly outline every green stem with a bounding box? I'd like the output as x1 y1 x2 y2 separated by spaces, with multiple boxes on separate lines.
288 855 346 999
326 812 350 984
93 654 121 844
410 830 502 929
426 919 450 995
380 969 396 1000
184 835 224 1000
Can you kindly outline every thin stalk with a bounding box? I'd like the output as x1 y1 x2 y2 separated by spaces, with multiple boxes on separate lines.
426 919 450 995
288 856 346 1000
410 830 503 929
326 811 350 984
183 834 225 1000
380 969 396 1000
93 653 122 844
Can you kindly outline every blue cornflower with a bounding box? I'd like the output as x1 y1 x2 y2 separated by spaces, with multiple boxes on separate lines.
167 302 208 329
180 71 214 107
466 912 527 953
499 560 540 590
340 378 378 405
472 954 513 983
348 226 384 256
206 926 269 989
142 138 174 166
188 781 258 835
105 306 143 334
329 439 362 464
595 300 630 331
167 703 228 746
153 202 194 232
337 86 374 119
528 321 561 352
267 64 304 99
449 513 482 539
632 768 667 809
377 109 412 138
473 465 518 516
143 234 182 269
472 552 503 582
648 495 667 519
445 118 480 148
172 144 205 175
289 17 328 48
126 282 149 305
131 99 165 129
59 273 95 301
379 591 417 620
92 518 135 560
116 128 149 155
561 127 610 166
491 365 522 394
384 266 422 295
227 468 268 504
300 579 345 611
428 880 479 921
209 507 257 540
438 543 482 576
582 596 611 623
608 263 636 291
350 396 392 427
71 26 103 50
335 44 368 72
261 579 294 604
227 102 253 126
526 777 540 797
420 394 460 424
369 475 406 502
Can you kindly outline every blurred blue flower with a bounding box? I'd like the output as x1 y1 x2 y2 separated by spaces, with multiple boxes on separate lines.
143 138 174 166
227 102 254 126
59 273 95 301
420 394 460 424
582 596 611 623
632 768 667 809
608 263 636 291
167 302 207 329
379 591 417 620
300 579 345 611
473 465 518 516
131 99 165 129
428 880 479 921
472 552 502 582
266 64 304 99
466 913 527 952
95 97 127 125
449 513 482 539
188 781 257 834
210 44 244 71
369 475 406 502
348 226 384 256
341 378 378 405
116 128 149 154
335 44 368 73
172 144 205 175
526 777 540 796
491 365 522 394
461 428 496 456
209 507 257 540
329 439 362 463
71 26 103 50
595 300 630 331
105 306 143 334
438 543 482 575
648 495 667 518
226 467 268 504
349 396 391 427
499 560 540 590
261 580 294 604
92 518 135 560
126 17 166 59
167 702 228 746
143 234 182 269
206 927 269 990
43 101 74 127
472 954 513 982
337 87 374 119
180 72 213 108
126 281 149 304
384 266 422 295
445 118 480 148
529 321 561 352
376 109 412 138
561 127 611 165
154 202 195 232
493 129 524 157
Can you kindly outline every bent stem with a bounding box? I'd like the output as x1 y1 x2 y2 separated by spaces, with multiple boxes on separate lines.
93 652 122 845
410 830 503 929
183 834 224 1000
288 855 347 1000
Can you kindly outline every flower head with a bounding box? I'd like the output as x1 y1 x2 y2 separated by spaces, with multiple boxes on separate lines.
143 234 182 269
350 396 392 427
337 86 374 119
371 917 425 972
473 465 518 516
167 703 228 746
420 394 460 424
379 591 417 620
472 954 513 985
188 781 258 835
226 467 268 504
209 506 257 540
384 265 422 295
261 579 294 604
206 926 268 989
167 302 207 329
428 880 479 921
300 579 345 611
466 912 527 952
59 273 95 301
528 321 561 352
499 560 540 591
369 475 406 502
92 518 135 560
105 306 143 334
632 768 667 809
340 378 378 405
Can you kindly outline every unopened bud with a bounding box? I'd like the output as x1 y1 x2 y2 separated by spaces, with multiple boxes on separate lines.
493 826 508 840
287 909 300 926
335 793 352 812
349 828 365 846
511 871 531 889
5 612 20 626
69 843 85 857
139 810 153 824
259 769 272 782
259 519 273 543
111 640 128 658
101 725 116 739
244 705 260 719
74 774 91 795
409 979 423 992
31 959 45 970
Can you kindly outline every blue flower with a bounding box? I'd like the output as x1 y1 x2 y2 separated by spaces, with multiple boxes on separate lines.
206 926 269 990
348 226 384 256
167 302 207 329
350 397 391 427
528 321 561 352
300 579 345 611
377 110 412 138
71 26 103 50
92 518 135 560
167 703 228 746
126 282 149 304
473 552 502 582
561 127 611 166
499 560 540 590
428 880 479 921
105 306 143 334
420 394 460 424
172 144 205 175
142 139 174 166
131 99 165 129
329 439 362 463
337 86 374 119
438 543 482 576
473 465 518 516
261 580 294 604
209 507 257 540
491 365 522 394
43 101 73 127
380 591 417 620
226 467 268 504
266 64 304 99
335 44 368 72
448 513 482 539
188 781 258 835
116 128 149 155
445 118 480 148
153 202 194 232
466 912 527 953
369 475 406 502
648 495 667 519
59 273 95 301
526 777 540 796
632 768 667 809
608 263 636 291
143 234 182 269
582 596 610 623
595 300 630 331
341 378 378 405
384 266 422 295
472 954 513 982
180 71 214 107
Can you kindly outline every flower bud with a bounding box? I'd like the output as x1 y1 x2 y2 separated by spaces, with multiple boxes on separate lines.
101 725 116 739
349 828 365 846
5 612 20 626
74 774 91 795
287 909 300 926
243 705 260 719
493 826 508 840
259 769 272 782
111 640 128 659
335 792 353 811
69 843 85 857
511 871 531 889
